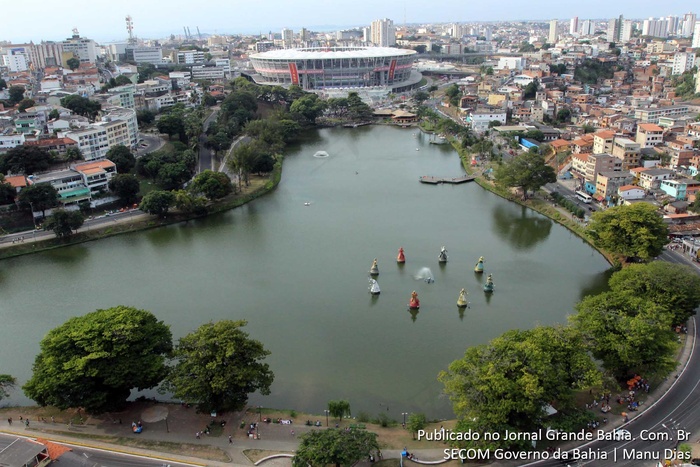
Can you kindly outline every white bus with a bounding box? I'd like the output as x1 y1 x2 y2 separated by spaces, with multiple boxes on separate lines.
575 190 593 204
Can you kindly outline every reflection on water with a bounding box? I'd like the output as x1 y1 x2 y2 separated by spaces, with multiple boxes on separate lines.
492 205 552 251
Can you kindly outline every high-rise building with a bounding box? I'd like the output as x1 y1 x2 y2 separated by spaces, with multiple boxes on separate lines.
620 20 633 42
300 28 308 42
548 19 558 44
32 41 64 68
281 28 294 48
672 52 696 75
484 26 492 41
681 12 697 37
581 20 594 36
2 50 29 72
607 15 623 42
362 27 371 43
693 22 700 48
370 18 395 47
642 17 668 38
451 23 466 38
666 16 680 35
570 17 579 35
62 30 98 63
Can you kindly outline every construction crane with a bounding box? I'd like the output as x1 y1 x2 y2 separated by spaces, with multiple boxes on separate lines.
183 26 188 40
197 27 202 41
187 27 192 40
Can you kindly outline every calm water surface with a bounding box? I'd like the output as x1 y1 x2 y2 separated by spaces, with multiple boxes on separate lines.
0 126 610 419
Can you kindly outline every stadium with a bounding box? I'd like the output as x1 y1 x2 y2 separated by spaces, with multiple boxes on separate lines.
249 47 421 93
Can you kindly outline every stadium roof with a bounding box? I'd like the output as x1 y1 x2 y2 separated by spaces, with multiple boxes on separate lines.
251 47 416 60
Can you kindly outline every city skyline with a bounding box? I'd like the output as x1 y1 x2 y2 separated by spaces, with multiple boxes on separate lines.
2 0 699 43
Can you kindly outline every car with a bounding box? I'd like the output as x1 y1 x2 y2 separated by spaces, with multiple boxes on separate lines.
690 459 700 466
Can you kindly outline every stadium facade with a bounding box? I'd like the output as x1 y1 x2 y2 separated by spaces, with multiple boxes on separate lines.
249 47 420 92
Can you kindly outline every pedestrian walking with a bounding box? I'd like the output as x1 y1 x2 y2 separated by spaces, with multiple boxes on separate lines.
196 431 200 439
228 435 233 444
7 417 11 425
290 430 295 437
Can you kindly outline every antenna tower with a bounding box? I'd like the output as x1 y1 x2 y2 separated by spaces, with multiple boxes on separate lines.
126 15 135 44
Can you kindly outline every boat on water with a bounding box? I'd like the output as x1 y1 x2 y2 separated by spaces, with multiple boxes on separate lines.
368 278 381 295
484 274 494 293
457 288 469 308
474 256 485 273
408 290 420 309
438 246 448 263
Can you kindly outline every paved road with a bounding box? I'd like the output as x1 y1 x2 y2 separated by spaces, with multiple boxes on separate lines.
0 433 197 467
512 248 700 467
198 108 220 173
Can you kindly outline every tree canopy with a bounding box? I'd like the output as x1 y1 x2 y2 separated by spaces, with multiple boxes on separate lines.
139 190 176 217
327 400 351 422
108 174 141 206
43 209 85 237
587 203 668 261
608 262 700 325
439 326 599 451
106 145 136 174
163 320 273 413
17 184 59 217
293 429 379 467
0 374 16 401
189 170 233 200
23 306 173 413
494 151 556 199
17 98 36 112
8 86 25 105
571 292 677 379
0 174 16 205
66 57 80 71
0 145 54 175
60 95 101 120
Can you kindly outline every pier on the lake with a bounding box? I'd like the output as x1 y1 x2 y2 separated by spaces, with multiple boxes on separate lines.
419 175 477 185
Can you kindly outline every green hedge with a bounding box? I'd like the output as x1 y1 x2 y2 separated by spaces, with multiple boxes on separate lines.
551 192 585 219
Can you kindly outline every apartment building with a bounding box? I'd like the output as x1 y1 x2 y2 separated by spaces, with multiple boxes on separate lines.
634 105 690 124
74 160 117 194
30 169 91 207
65 126 109 161
592 130 615 154
0 132 25 152
611 137 641 170
100 107 139 149
636 123 664 147
596 170 634 201
635 167 674 190
584 153 621 183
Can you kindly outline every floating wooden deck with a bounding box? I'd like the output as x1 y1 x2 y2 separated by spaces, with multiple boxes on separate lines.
419 175 476 185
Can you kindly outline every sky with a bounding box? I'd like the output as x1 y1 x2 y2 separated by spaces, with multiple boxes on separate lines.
3 0 698 43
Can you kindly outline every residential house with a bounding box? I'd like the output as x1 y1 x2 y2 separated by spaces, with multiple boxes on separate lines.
584 153 621 183
570 152 589 178
0 132 25 152
660 179 700 201
635 167 675 190
549 139 570 154
466 109 507 133
74 159 117 194
618 184 645 200
24 137 78 156
571 134 594 153
596 170 634 201
30 169 91 208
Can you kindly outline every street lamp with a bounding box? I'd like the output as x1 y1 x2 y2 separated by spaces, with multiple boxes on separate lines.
324 409 329 427
402 412 408 427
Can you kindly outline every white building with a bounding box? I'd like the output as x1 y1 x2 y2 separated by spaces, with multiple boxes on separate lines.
62 33 98 63
467 109 507 133
548 20 558 44
169 71 191 89
32 41 64 68
126 46 163 64
2 50 29 72
692 23 700 48
101 106 138 149
281 28 294 48
176 51 205 64
191 65 226 81
497 56 526 71
371 18 395 47
681 12 697 37
580 20 594 36
620 20 633 42
672 52 696 75
642 17 669 38
74 160 117 195
65 126 109 161
0 132 25 152
570 17 579 35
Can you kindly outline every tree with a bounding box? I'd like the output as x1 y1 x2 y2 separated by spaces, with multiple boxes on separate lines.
290 94 327 124
0 78 7 90
444 83 461 107
173 190 207 215
582 124 596 134
156 162 191 190
106 145 136 173
494 151 556 199
439 326 599 451
0 145 54 175
163 320 273 413
556 108 571 123
571 292 677 379
17 184 59 217
114 75 132 86
522 79 539 100
0 374 16 401
228 141 259 189
0 174 16 204
43 209 85 237
157 113 187 141
8 86 25 105
66 57 81 71
608 262 700 325
327 400 351 422
523 129 545 142
189 170 233 200
108 174 140 206
406 413 427 439
293 429 379 467
139 190 175 217
413 90 429 105
17 98 35 112
60 95 101 120
64 147 83 162
23 306 172 413
587 203 668 261
136 110 156 126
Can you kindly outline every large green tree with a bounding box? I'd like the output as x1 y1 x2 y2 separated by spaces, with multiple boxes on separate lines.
23 306 173 413
327 400 351 422
44 209 85 237
18 184 59 217
8 86 25 105
0 374 16 401
293 429 379 467
0 174 15 204
108 173 140 206
571 292 677 379
406 413 427 440
494 151 556 199
17 98 36 112
439 326 599 450
163 320 273 413
289 94 327 124
588 203 668 261
139 190 175 217
106 145 136 173
66 57 80 71
60 95 101 120
0 145 54 175
189 170 233 200
608 262 700 325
